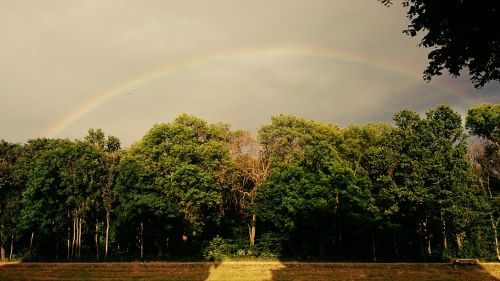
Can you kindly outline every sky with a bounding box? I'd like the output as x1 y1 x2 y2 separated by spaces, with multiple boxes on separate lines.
1 0 499 147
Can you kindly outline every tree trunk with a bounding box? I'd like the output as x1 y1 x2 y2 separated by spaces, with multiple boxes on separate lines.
491 214 500 261
417 221 430 260
76 218 80 259
0 240 5 261
78 218 83 259
423 218 431 255
249 214 256 247
337 214 343 256
29 232 34 259
71 218 76 259
140 221 144 262
166 237 170 257
441 210 448 250
67 210 69 260
426 235 432 255
371 230 377 262
105 211 110 259
392 230 399 258
485 176 500 260
67 210 71 260
456 233 463 250
55 240 59 260
10 233 14 260
75 218 79 259
95 216 99 260
157 240 161 258
76 218 82 260
0 205 4 260
67 236 70 260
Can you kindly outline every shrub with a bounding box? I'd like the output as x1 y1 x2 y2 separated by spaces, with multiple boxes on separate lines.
202 235 235 261
203 233 282 261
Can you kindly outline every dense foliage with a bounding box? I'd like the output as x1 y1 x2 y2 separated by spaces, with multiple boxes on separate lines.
0 104 499 262
380 0 500 88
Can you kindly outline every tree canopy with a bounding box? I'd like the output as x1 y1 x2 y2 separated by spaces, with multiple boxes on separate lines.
380 0 500 88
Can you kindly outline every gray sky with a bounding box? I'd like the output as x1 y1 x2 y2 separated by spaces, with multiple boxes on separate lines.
1 0 499 146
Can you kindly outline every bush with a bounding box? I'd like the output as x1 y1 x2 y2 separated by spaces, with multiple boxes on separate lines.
202 235 235 261
202 233 282 261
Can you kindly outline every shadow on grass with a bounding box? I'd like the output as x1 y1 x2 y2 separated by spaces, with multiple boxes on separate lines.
269 262 500 281
0 261 219 281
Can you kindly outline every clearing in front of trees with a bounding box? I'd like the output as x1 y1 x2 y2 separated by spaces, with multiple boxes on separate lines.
1 261 500 281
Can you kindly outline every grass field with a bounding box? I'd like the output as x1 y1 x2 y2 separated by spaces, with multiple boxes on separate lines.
1 261 500 281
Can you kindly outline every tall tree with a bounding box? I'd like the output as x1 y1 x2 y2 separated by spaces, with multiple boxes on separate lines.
83 129 122 259
19 139 102 260
466 103 500 260
101 148 121 259
0 141 22 260
113 156 170 261
131 114 232 256
383 106 479 259
228 131 270 247
340 124 397 261
257 115 375 259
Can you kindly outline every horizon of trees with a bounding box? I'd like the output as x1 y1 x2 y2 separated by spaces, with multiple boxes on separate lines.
0 103 499 262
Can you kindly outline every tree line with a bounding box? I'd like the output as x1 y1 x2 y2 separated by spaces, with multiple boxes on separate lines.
0 104 498 262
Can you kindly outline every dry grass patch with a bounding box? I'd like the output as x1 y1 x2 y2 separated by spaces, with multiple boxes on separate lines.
0 262 213 281
206 261 285 281
0 262 19 268
1 261 500 281
481 263 500 279
272 262 500 281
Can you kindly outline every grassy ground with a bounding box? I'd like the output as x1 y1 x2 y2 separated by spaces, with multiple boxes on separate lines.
1 261 500 281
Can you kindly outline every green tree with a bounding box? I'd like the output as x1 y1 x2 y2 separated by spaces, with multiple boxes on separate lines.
19 139 103 260
341 124 398 261
466 104 500 150
384 106 479 259
130 114 232 256
466 103 500 260
0 140 23 260
257 115 375 259
113 156 171 260
83 128 122 259
380 0 500 88
100 148 121 259
340 123 393 176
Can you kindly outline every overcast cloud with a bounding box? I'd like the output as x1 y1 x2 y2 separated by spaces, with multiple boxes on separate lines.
1 0 498 146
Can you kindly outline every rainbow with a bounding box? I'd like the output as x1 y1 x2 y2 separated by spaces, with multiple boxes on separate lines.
44 45 466 137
